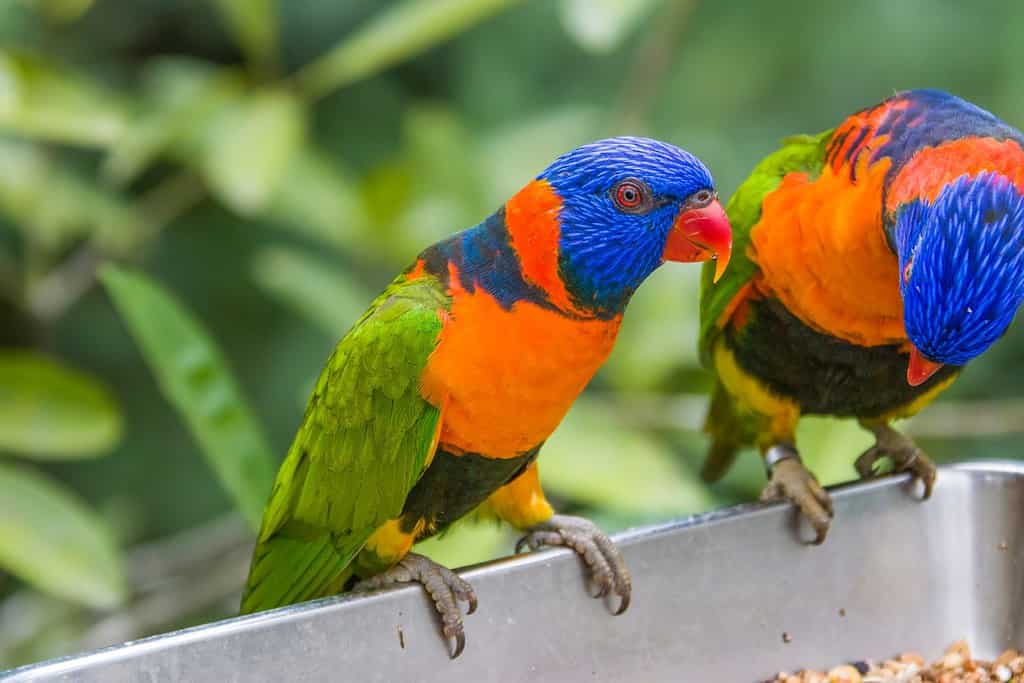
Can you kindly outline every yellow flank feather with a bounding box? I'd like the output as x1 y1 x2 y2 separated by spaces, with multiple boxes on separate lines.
353 518 424 577
713 340 800 448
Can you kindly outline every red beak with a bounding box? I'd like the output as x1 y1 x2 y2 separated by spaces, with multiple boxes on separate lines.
663 199 733 282
907 346 943 386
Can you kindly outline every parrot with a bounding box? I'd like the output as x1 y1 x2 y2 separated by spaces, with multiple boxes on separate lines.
240 137 732 657
699 89 1024 543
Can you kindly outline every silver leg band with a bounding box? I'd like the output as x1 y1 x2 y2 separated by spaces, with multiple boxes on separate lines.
764 444 801 476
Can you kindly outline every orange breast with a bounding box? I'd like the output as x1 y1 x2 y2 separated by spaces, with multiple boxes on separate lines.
749 156 907 347
422 285 621 459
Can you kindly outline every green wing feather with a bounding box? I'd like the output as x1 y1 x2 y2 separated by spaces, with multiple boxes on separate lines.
699 129 834 367
697 130 832 480
240 274 450 613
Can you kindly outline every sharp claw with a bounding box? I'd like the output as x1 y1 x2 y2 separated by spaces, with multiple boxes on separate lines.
517 515 631 617
450 631 466 659
515 537 528 554
352 553 474 659
816 486 835 517
763 455 834 543
613 591 631 615
857 423 938 502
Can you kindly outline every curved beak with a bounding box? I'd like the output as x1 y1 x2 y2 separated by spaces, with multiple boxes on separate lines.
663 198 733 282
907 346 943 386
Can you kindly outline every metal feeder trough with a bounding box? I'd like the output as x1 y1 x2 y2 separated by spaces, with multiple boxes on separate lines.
4 461 1023 682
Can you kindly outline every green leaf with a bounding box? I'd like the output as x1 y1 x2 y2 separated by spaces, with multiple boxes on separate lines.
250 246 371 336
0 351 122 458
558 0 662 54
212 0 279 74
197 88 305 215
296 0 524 98
0 463 125 609
100 266 276 529
0 50 127 146
543 397 715 516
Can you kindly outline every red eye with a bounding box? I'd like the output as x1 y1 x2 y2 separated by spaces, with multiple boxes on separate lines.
613 180 646 211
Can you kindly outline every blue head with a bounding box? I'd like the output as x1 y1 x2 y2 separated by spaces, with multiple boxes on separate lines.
536 136 731 317
895 172 1024 383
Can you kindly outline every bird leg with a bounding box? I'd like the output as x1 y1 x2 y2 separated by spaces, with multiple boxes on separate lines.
516 514 631 615
352 552 477 659
855 420 936 499
760 444 834 544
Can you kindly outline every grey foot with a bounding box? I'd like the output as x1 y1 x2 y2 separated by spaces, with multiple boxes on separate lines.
856 421 936 499
760 446 834 544
352 552 477 659
516 514 631 615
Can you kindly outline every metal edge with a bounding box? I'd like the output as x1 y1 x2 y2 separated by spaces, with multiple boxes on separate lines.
4 458 1022 679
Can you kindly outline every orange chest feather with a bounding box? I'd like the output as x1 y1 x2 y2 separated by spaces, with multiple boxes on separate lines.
749 157 907 347
421 289 621 459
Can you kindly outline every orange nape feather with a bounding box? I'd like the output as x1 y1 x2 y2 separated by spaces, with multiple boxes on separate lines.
504 179 586 315
749 156 906 348
421 264 621 459
405 257 428 280
886 137 1024 212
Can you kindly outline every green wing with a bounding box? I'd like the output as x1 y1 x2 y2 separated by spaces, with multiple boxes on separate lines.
698 129 834 368
697 130 832 481
240 274 450 613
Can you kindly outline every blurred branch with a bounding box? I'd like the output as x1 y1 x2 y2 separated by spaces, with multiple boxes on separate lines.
610 0 697 133
25 172 206 322
125 514 249 592
81 514 252 649
595 392 1024 439
25 246 103 323
80 547 249 650
901 398 1024 438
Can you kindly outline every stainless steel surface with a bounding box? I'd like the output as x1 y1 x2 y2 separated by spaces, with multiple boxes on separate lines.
5 461 1023 682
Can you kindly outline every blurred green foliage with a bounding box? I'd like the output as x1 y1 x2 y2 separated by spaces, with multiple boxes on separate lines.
2 0 1024 669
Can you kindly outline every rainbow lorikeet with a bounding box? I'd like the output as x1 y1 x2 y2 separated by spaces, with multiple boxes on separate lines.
700 89 1024 542
240 137 732 657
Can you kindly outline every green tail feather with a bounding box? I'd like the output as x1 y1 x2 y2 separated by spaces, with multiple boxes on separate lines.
240 535 357 614
701 436 740 483
701 381 753 483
